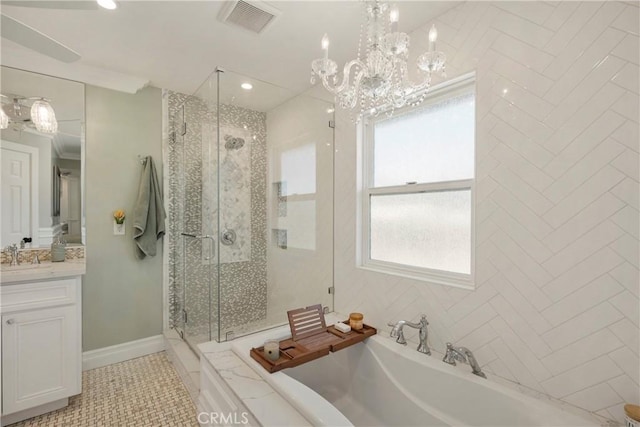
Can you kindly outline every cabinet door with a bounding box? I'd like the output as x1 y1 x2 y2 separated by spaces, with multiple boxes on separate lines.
2 305 80 415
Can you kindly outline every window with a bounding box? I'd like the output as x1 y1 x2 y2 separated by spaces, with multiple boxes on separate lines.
360 75 475 288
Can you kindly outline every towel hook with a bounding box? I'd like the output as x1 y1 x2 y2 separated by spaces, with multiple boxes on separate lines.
138 155 148 165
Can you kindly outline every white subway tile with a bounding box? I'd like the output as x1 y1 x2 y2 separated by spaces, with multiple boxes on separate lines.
612 5 640 35
492 33 554 74
611 91 639 123
493 9 553 49
609 262 640 297
495 1 555 26
563 383 623 412
489 187 554 237
489 296 552 359
544 28 626 105
610 234 640 269
490 166 554 216
489 316 551 381
490 231 553 288
612 63 640 94
544 2 626 79
542 302 624 350
540 355 623 398
544 139 625 203
543 86 625 156
541 328 623 376
611 150 640 182
491 53 554 97
543 193 625 252
490 143 554 193
543 1 580 32
545 55 626 130
541 274 624 327
542 221 624 278
609 319 640 356
543 247 624 302
609 346 640 383
543 166 625 229
612 120 639 153
609 374 640 403
489 272 552 335
612 34 640 65
612 177 640 209
609 290 639 327
543 2 602 55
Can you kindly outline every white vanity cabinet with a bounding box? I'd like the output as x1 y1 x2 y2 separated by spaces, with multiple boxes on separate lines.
0 275 82 425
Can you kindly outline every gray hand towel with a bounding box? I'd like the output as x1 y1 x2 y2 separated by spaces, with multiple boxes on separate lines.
133 156 166 259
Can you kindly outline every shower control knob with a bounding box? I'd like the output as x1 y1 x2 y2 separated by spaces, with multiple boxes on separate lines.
6 319 14 325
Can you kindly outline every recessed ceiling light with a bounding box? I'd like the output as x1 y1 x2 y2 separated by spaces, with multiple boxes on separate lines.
97 0 117 10
241 83 253 90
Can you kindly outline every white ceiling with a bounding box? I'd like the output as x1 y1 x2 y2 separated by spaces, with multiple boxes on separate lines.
0 0 459 102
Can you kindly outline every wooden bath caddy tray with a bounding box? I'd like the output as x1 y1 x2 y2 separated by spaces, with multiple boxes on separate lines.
250 304 377 373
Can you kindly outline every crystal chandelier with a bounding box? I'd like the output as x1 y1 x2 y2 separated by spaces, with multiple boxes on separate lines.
311 1 446 120
0 94 58 134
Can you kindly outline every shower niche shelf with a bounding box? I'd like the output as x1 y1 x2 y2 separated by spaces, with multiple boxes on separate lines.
250 304 376 373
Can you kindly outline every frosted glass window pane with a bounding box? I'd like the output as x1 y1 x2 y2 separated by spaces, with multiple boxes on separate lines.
373 92 474 187
370 190 471 274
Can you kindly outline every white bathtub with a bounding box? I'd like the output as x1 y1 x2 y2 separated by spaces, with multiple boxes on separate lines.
233 328 597 427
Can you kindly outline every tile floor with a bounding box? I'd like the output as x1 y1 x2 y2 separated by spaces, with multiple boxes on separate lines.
9 352 199 427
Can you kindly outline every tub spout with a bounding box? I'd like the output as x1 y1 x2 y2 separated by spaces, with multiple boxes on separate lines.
388 315 430 355
443 342 486 378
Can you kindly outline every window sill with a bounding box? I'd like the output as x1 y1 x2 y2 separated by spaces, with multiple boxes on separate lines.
357 263 475 291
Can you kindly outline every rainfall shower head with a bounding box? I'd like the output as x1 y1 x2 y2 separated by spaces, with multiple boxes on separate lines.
224 135 245 150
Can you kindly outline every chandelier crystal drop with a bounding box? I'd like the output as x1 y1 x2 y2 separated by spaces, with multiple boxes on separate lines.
311 1 446 120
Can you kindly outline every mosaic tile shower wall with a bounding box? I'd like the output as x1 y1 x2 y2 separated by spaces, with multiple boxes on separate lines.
166 90 267 340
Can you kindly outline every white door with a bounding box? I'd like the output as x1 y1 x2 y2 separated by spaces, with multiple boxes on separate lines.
1 141 38 247
2 305 80 415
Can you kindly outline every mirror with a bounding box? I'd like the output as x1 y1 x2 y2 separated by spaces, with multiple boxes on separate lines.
1 66 84 247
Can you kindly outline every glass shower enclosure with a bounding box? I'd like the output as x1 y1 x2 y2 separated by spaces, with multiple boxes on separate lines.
167 69 335 350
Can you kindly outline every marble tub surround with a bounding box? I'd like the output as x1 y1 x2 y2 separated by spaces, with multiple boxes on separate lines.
1 245 85 265
198 337 311 427
0 258 86 284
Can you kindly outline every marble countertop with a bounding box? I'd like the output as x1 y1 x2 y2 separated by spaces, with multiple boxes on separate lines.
0 259 86 285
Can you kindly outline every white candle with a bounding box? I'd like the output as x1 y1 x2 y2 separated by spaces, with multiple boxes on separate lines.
428 24 438 52
321 33 329 60
264 340 280 362
390 6 399 33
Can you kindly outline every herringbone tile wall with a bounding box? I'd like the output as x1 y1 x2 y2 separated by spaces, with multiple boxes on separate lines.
334 1 639 423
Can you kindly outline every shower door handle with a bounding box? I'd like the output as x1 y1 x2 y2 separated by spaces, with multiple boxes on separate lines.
181 232 215 259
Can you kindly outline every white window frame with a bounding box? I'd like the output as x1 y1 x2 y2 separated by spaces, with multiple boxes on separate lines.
358 73 476 290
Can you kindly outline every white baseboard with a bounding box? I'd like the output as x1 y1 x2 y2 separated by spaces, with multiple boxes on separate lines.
82 335 165 371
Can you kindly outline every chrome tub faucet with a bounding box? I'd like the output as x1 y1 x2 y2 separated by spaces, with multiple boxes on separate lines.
388 315 431 355
5 244 19 266
443 342 486 378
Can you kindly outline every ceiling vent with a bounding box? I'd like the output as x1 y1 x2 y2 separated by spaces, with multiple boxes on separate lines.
218 0 280 34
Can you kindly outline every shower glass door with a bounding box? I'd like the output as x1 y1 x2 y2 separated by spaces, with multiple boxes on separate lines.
178 72 220 350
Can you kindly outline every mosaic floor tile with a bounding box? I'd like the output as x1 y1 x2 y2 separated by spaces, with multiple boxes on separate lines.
8 352 198 427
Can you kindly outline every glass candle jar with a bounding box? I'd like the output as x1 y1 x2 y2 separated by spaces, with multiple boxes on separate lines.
264 339 280 362
349 312 364 331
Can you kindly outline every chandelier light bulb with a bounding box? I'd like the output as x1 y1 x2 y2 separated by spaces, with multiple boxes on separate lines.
30 99 58 134
97 0 117 10
0 107 8 130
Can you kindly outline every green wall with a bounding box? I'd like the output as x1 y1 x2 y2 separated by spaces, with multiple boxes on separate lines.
84 85 163 351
